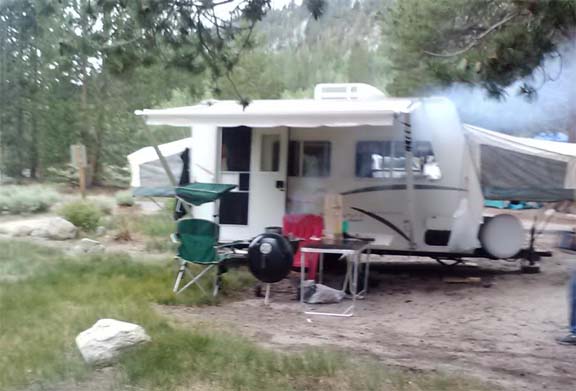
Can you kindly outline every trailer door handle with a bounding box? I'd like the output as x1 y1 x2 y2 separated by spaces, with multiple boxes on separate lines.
275 180 285 191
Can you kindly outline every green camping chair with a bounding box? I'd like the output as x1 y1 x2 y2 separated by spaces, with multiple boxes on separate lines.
170 182 242 296
172 218 235 296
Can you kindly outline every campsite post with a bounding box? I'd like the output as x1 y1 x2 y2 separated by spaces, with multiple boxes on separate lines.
70 144 87 199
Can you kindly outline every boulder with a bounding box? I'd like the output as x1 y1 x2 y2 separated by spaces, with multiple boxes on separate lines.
12 225 34 237
75 319 151 366
73 238 105 254
43 217 77 240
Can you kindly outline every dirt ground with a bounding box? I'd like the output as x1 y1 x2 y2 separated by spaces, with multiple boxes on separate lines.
161 234 576 391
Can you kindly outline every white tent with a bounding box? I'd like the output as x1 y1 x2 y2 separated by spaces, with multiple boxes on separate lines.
464 125 576 201
127 138 192 197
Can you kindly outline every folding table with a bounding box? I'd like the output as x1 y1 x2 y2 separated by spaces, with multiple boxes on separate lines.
300 239 370 317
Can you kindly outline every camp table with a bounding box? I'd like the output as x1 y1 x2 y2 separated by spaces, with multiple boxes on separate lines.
300 239 371 317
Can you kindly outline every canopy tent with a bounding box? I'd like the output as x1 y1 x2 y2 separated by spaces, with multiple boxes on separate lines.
135 98 415 128
464 125 576 201
127 138 192 197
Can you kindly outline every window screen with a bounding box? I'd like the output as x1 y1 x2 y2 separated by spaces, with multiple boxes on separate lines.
288 141 331 177
219 192 249 225
355 141 439 179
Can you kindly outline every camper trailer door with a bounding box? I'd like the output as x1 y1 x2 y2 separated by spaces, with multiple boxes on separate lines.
249 127 288 236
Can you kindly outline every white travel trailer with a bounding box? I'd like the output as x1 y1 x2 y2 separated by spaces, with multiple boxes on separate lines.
136 83 557 269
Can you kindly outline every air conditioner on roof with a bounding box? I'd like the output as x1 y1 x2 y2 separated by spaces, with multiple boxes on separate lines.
313 83 386 101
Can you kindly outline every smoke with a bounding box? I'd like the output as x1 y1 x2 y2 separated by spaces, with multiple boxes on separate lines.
430 40 576 137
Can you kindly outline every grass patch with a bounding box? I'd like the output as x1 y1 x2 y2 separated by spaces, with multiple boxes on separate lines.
0 241 496 391
111 211 176 251
132 213 175 238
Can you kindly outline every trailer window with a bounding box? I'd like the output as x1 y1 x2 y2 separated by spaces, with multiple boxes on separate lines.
288 141 331 177
355 141 440 179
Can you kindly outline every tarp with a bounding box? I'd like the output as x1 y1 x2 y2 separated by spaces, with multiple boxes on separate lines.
464 125 576 201
135 98 415 128
127 138 192 197
176 183 237 206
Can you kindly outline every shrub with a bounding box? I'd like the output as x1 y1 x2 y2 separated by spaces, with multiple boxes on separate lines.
113 216 133 242
58 201 102 231
88 195 114 215
0 185 59 214
115 190 135 207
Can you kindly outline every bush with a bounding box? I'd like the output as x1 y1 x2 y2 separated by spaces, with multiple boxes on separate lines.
0 185 59 214
58 201 102 231
115 190 135 207
88 195 114 215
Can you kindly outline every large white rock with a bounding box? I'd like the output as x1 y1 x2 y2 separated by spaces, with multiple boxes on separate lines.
43 217 78 240
75 319 151 366
0 217 77 240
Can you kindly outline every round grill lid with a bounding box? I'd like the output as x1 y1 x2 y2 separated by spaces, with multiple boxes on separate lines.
248 233 293 283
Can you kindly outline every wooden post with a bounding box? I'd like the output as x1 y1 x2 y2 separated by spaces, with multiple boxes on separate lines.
71 144 87 199
78 165 87 199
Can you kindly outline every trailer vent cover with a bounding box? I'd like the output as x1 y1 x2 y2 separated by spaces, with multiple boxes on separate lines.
248 233 293 283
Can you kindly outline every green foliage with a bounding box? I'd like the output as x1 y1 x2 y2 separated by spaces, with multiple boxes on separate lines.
87 195 115 215
132 213 175 238
0 240 495 391
0 185 59 214
115 190 135 207
383 0 576 96
250 0 390 96
110 211 175 252
58 200 102 231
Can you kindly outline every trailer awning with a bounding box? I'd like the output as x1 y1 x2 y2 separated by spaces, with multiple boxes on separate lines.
176 182 237 206
135 98 415 128
464 125 576 201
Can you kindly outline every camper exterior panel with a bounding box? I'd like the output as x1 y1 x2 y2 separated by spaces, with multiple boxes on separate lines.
190 125 219 222
286 100 481 253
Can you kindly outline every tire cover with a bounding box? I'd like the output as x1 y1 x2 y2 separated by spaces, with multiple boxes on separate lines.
480 214 524 259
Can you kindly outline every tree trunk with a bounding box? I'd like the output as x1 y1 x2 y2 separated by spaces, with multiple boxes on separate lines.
29 33 40 179
0 20 6 182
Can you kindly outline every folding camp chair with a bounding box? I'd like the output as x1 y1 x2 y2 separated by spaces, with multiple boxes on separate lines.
171 218 236 296
171 182 242 296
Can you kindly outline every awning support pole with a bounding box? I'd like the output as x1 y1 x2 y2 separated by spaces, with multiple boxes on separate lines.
152 144 177 186
152 143 191 216
402 112 416 249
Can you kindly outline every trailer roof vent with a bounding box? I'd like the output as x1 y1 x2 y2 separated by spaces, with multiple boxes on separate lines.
313 83 386 101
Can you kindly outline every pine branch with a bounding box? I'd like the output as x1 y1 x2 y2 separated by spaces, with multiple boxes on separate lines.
423 12 519 58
